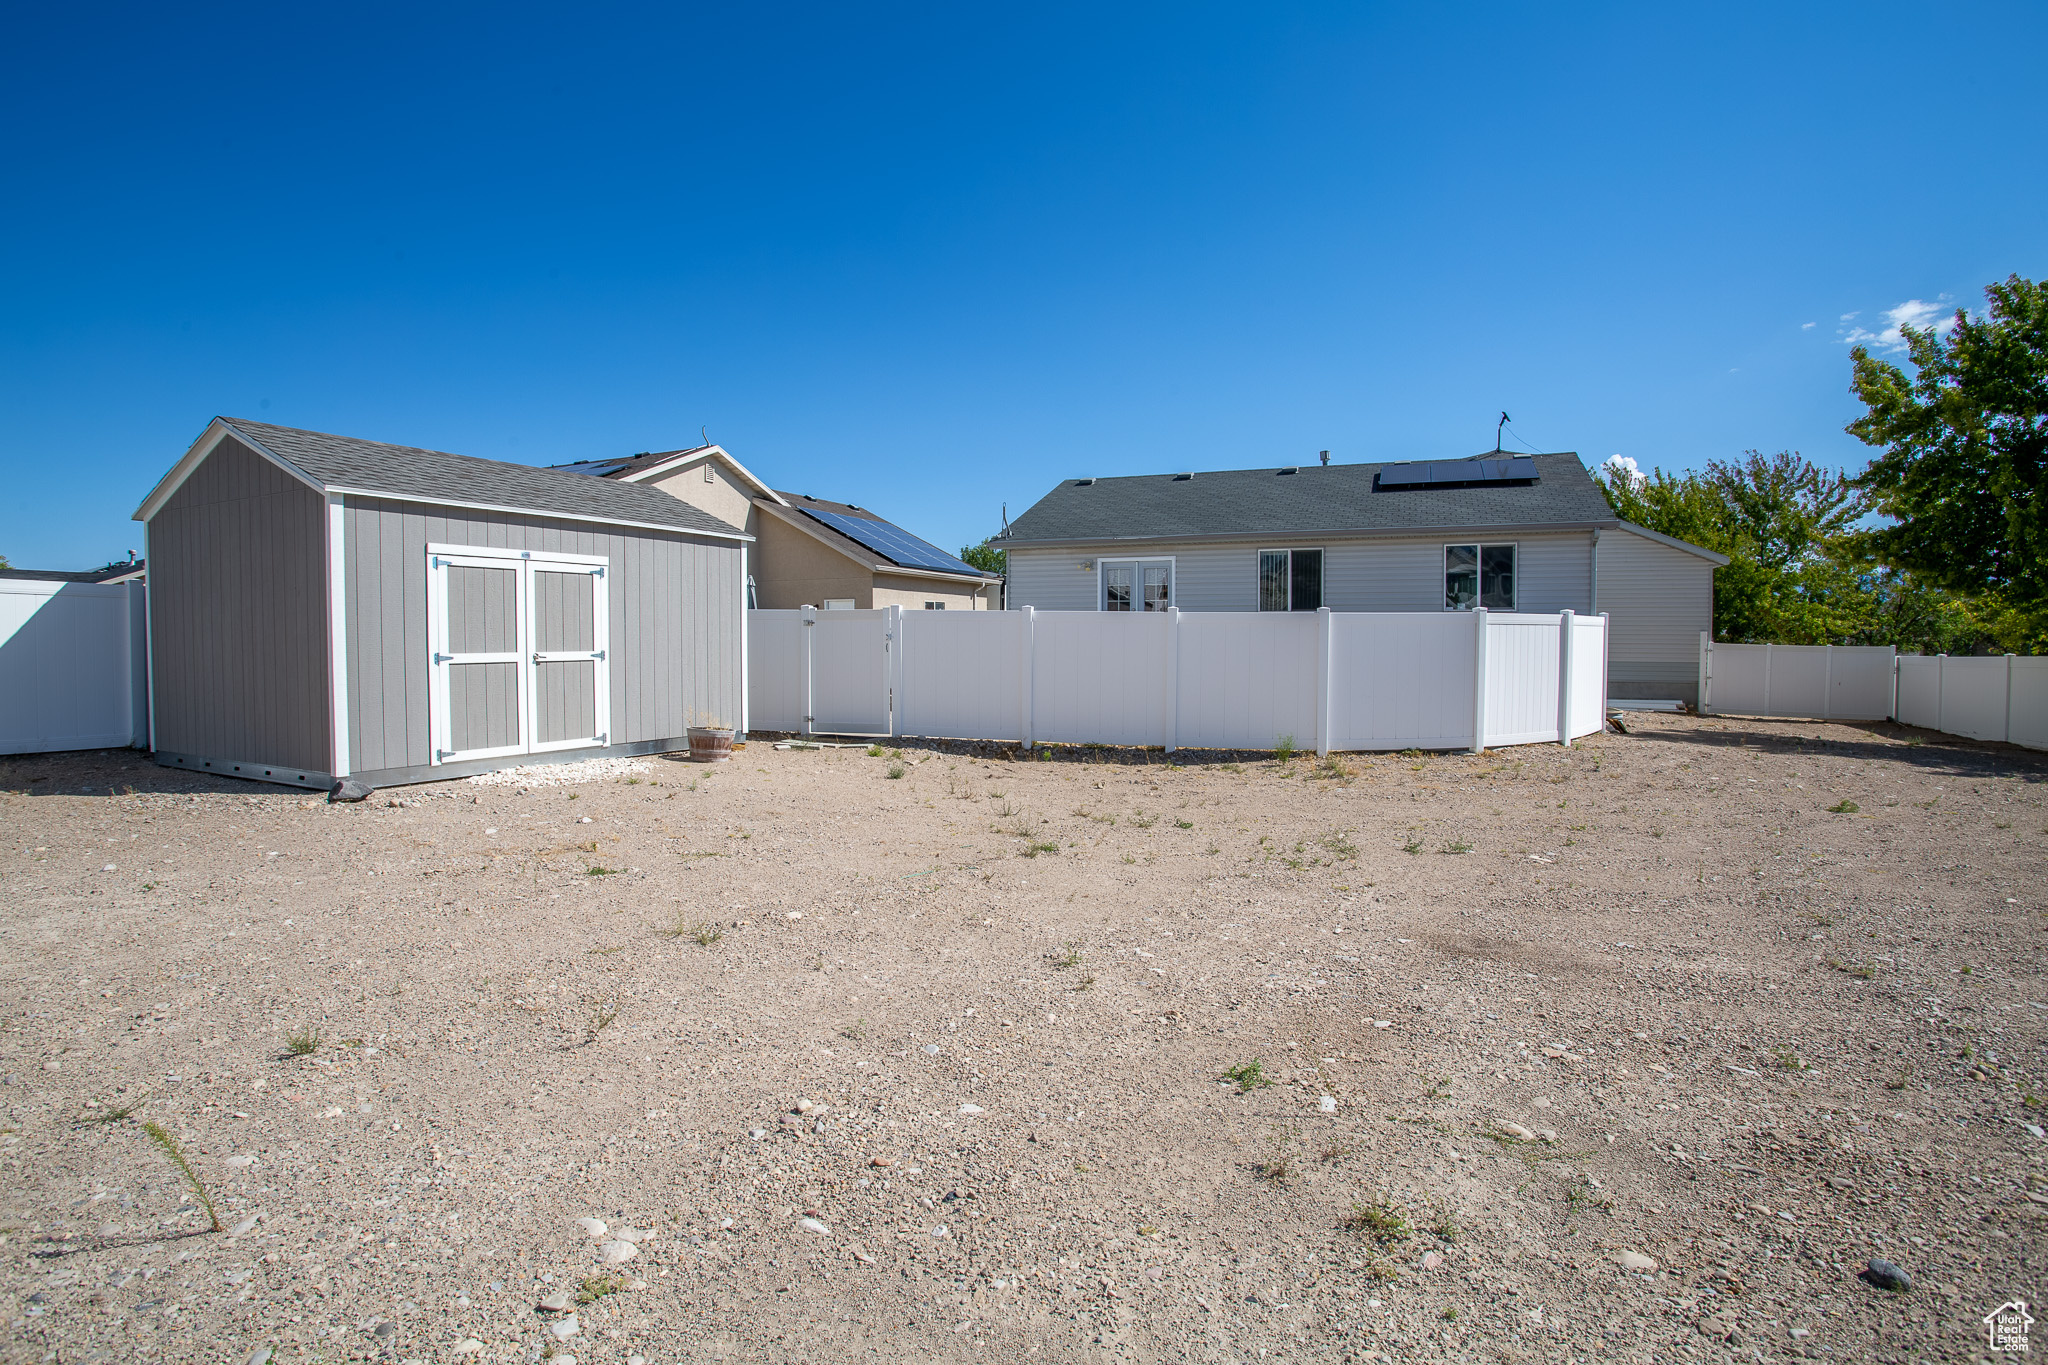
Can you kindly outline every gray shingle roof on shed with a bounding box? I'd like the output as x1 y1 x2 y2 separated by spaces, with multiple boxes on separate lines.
1000 452 1616 545
208 419 747 539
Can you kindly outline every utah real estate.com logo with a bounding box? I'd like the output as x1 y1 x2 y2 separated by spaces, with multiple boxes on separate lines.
1985 1300 2033 1354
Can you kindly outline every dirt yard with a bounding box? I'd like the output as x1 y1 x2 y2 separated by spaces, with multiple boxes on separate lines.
0 715 2042 1365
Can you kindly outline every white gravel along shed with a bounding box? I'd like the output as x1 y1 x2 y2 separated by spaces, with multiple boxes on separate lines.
134 417 750 793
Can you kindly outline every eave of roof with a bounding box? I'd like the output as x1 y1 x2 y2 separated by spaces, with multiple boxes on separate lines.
1000 452 1616 544
136 419 752 542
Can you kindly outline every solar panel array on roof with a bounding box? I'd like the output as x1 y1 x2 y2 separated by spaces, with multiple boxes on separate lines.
801 508 983 576
1374 456 1538 490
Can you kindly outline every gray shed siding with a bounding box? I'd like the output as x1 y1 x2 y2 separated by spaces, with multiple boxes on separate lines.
1006 532 1596 615
148 433 331 772
1597 527 1715 704
341 498 740 776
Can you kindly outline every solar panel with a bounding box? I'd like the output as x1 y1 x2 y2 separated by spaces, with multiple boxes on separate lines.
1375 456 1537 489
802 508 983 576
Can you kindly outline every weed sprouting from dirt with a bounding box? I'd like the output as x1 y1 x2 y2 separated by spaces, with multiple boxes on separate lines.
577 1274 625 1304
1342 1191 1411 1244
1224 1059 1273 1093
283 1026 321 1057
1425 1196 1461 1241
887 763 906 779
1272 735 1298 762
1049 943 1083 969
1827 799 1860 814
585 865 619 876
661 912 723 945
1439 839 1472 855
80 1102 137 1127
1772 1048 1808 1071
1022 841 1059 857
1320 831 1359 860
141 1121 221 1232
866 744 885 758
1401 838 1423 855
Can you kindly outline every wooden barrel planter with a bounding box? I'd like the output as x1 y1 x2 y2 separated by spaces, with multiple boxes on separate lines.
686 726 735 763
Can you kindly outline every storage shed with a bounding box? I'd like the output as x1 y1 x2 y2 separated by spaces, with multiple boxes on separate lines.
134 418 750 793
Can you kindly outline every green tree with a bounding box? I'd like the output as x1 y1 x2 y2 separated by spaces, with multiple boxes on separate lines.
1848 274 2048 650
958 540 1005 576
1597 451 1876 644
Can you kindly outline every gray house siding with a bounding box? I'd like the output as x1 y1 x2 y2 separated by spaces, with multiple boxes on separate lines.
341 497 741 777
1597 527 1715 705
148 433 331 773
1007 532 1596 615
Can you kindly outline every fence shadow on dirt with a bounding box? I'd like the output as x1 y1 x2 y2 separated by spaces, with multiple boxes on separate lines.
1629 715 2048 781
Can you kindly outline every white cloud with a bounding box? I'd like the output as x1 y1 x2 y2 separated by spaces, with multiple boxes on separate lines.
1601 454 1645 490
1840 312 1860 322
1802 321 1816 330
1839 296 1961 351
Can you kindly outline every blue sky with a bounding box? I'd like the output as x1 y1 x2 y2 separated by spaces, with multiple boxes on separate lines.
3 2 2043 569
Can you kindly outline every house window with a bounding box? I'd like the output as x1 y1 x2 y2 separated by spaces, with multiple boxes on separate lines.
822 598 855 611
923 601 946 610
1445 544 1516 610
1101 558 1173 612
1257 549 1323 611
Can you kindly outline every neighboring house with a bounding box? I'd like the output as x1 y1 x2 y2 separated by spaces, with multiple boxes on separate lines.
134 418 750 793
556 444 1001 610
998 452 1727 705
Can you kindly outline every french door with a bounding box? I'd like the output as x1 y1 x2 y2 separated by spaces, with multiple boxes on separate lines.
428 546 610 765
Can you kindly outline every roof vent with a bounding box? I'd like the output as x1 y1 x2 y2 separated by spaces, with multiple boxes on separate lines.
1172 472 1193 481
1277 467 1298 476
1074 478 1095 487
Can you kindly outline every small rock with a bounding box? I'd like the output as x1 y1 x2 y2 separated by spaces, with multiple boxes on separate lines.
628 1357 646 1365
538 1290 573 1312
870 1156 897 1167
1862 1259 1912 1293
245 1350 274 1365
372 1322 397 1339
924 1044 942 1054
1616 1250 1658 1272
548 1312 580 1339
1697 1316 1733 1339
613 1225 652 1244
103 864 117 872
1497 1123 1536 1141
227 1214 260 1236
932 1225 949 1237
600 1239 638 1264
451 1342 483 1357
1318 1095 1337 1113
796 1099 814 1113
41 1060 60 1071
224 1155 258 1170
748 1128 767 1140
959 1104 984 1116
1373 1020 1392 1029
1535 1128 1557 1143
1421 1251 1443 1270
576 1217 608 1238
800 1217 831 1235
578 816 592 824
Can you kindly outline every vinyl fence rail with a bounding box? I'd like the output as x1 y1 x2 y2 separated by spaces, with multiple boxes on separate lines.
1700 634 2047 751
0 579 150 755
748 606 1609 754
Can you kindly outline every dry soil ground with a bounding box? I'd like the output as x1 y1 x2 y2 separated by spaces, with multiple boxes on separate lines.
0 715 2043 1365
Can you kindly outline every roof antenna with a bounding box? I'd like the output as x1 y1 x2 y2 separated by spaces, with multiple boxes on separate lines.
1319 450 1329 466
1495 412 1510 453
1000 503 1009 537
701 425 711 450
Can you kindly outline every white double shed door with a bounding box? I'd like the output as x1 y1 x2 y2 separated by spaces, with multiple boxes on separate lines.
426 545 611 766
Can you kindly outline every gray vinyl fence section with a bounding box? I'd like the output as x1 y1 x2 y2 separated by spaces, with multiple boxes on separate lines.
342 497 740 776
1701 636 2048 751
147 432 331 771
0 579 149 754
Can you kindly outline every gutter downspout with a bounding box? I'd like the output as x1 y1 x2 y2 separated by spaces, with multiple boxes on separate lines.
1588 527 1600 616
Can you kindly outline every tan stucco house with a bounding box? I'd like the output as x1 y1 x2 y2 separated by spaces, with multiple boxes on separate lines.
555 444 1001 611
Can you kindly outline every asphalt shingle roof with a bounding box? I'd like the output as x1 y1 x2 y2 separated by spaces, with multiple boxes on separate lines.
213 419 746 539
1000 453 1616 544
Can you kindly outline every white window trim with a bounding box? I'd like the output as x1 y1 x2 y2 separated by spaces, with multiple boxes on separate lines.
1443 540 1519 611
1096 555 1176 612
1256 546 1326 612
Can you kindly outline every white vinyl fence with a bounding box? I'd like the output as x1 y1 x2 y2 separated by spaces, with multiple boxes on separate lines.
748 606 1609 753
1700 634 2048 751
0 579 150 755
